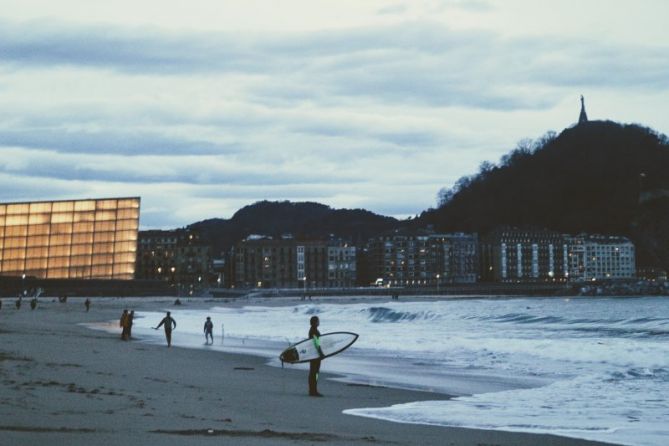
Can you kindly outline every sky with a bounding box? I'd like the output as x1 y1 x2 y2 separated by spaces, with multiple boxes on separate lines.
1 0 668 229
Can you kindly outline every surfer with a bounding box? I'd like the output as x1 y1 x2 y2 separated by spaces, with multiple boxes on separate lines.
308 316 325 397
154 311 177 347
204 316 214 344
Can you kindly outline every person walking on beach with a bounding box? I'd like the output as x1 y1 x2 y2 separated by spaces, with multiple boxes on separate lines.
154 311 177 347
15 297 22 310
30 297 37 310
120 309 130 340
127 311 135 339
84 298 91 312
308 316 326 397
204 316 214 344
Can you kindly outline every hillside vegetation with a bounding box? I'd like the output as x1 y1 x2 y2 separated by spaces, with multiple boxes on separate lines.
188 201 398 255
419 120 669 269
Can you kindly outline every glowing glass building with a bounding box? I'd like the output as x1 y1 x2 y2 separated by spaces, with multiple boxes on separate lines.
0 197 140 280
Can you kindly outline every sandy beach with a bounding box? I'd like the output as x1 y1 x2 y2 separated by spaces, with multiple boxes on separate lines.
0 296 617 446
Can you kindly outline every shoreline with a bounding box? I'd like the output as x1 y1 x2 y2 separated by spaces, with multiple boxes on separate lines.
0 296 619 446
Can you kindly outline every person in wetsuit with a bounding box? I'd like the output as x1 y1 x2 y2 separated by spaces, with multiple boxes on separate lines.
308 316 326 397
154 311 177 347
204 316 214 344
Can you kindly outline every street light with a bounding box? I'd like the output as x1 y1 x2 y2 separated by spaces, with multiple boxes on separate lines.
436 274 440 294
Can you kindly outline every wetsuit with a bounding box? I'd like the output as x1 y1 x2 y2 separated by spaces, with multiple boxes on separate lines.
204 320 213 343
308 326 324 396
156 316 177 346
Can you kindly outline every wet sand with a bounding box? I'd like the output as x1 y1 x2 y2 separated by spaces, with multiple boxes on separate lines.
0 296 618 446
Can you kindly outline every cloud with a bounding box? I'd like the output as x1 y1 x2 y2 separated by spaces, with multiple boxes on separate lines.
3 19 666 110
377 4 408 15
1 12 668 229
0 128 235 155
0 20 263 75
0 146 366 185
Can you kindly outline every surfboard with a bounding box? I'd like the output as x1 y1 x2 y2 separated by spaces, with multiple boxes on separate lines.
279 332 358 364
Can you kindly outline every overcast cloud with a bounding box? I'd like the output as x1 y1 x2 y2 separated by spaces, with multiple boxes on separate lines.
1 1 668 228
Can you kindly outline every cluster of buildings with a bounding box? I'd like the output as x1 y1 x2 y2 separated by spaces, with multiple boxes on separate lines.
131 226 638 291
0 197 641 293
480 228 636 283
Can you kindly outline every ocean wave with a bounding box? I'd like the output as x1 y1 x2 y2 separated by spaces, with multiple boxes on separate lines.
607 367 669 382
366 306 439 323
569 326 669 339
472 312 669 336
478 313 567 324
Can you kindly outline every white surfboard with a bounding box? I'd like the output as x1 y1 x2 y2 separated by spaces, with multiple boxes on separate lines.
279 332 358 364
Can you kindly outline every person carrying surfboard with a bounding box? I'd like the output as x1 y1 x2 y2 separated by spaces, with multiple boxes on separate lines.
308 316 326 397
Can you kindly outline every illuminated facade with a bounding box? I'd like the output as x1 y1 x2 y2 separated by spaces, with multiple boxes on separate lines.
481 228 568 282
0 197 140 280
368 232 479 286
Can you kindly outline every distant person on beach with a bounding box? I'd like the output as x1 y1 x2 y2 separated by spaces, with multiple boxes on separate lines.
15 297 22 310
85 298 91 312
154 311 177 347
204 316 214 344
308 316 326 397
127 311 135 339
30 297 37 310
120 309 129 340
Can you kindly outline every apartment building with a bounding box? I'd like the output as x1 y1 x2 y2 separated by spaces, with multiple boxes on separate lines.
232 236 356 289
567 234 635 281
136 228 211 292
481 227 568 282
367 231 478 286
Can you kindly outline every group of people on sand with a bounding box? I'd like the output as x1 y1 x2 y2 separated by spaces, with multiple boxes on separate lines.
147 312 214 347
2 296 39 310
119 309 135 341
1 296 92 312
120 309 325 397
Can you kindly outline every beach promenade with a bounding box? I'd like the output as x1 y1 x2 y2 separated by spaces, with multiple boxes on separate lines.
0 297 616 446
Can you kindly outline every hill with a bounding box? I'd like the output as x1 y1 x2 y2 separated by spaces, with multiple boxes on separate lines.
418 120 669 269
188 200 399 255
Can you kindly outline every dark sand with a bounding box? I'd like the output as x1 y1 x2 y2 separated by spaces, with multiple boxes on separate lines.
0 296 619 446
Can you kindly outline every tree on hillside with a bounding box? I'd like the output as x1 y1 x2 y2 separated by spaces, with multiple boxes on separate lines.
421 121 669 269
